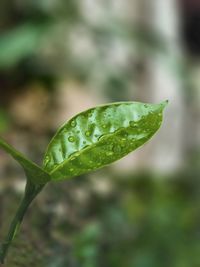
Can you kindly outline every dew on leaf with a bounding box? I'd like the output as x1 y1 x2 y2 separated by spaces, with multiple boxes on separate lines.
130 121 137 128
70 120 76 127
113 145 122 153
83 145 90 150
106 151 114 156
121 143 126 148
85 131 91 137
98 135 105 141
68 136 75 142
88 111 93 117
62 128 67 133
123 132 128 137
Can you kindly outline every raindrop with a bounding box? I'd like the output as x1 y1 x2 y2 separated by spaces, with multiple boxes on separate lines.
98 135 105 141
68 136 75 142
121 143 126 148
123 132 128 137
85 131 91 137
71 120 76 127
113 145 121 153
88 111 93 117
62 128 67 133
130 121 137 128
106 151 114 156
108 144 114 150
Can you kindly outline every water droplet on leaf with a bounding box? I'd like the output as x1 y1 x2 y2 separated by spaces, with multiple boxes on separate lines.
62 128 67 133
113 145 121 153
68 136 75 142
85 131 91 137
130 121 137 128
106 151 114 156
71 120 76 127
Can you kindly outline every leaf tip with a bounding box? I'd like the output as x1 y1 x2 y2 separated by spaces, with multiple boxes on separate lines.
160 99 169 110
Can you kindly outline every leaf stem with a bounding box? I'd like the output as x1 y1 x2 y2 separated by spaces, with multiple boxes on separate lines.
0 180 45 264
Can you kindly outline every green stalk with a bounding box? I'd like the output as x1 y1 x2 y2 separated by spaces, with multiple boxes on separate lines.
0 180 45 264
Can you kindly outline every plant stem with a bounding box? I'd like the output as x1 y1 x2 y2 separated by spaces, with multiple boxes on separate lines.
0 180 45 264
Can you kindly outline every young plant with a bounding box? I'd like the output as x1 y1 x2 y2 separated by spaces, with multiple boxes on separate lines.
0 101 168 263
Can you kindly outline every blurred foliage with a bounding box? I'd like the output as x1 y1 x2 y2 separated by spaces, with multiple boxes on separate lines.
0 23 46 69
0 0 168 95
1 1 200 267
0 109 10 133
1 166 200 267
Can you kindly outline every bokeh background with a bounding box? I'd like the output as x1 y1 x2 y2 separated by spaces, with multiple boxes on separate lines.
0 0 200 266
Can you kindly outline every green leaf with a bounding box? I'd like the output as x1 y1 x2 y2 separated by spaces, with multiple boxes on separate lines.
0 138 50 184
0 23 47 69
43 101 168 181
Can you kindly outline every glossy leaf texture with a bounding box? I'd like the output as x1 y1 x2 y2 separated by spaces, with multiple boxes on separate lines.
43 101 168 181
0 138 50 184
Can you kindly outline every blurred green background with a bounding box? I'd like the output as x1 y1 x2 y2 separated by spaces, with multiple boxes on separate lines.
0 0 200 266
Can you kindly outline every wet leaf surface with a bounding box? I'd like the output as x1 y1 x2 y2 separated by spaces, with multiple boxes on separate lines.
43 101 168 181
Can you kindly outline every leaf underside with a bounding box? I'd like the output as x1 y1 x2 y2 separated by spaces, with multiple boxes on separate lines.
43 101 167 181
